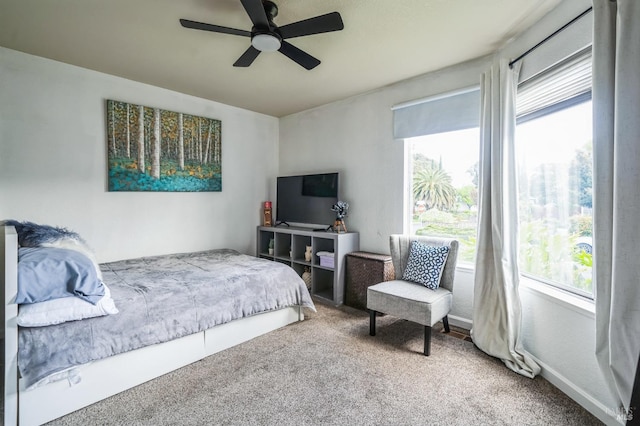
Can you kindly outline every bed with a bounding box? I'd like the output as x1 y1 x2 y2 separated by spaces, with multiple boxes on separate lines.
2 224 315 426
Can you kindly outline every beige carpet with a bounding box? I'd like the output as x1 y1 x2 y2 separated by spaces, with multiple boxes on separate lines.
41 303 602 425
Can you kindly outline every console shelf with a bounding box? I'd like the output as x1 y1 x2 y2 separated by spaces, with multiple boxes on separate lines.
257 226 359 306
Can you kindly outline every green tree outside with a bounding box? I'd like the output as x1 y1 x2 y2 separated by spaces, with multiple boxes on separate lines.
413 167 457 211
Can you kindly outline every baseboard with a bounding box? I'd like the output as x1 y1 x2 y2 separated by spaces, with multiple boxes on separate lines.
448 314 472 330
524 351 624 426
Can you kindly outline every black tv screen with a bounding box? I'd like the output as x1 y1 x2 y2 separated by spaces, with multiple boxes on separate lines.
276 173 339 227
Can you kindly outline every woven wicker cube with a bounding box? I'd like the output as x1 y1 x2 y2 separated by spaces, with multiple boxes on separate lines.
345 252 394 310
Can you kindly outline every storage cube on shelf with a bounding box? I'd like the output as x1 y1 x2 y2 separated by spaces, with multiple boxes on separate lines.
319 256 334 268
317 251 334 268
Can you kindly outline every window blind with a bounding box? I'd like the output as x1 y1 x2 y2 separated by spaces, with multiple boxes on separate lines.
517 47 592 121
392 86 480 139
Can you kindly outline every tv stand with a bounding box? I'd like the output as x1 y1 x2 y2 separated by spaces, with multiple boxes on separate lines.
312 225 333 232
257 226 359 306
275 221 290 227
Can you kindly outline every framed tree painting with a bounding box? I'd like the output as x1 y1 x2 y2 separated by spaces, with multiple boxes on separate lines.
107 100 222 192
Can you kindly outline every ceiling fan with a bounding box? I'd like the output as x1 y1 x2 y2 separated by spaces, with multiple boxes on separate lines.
180 0 344 70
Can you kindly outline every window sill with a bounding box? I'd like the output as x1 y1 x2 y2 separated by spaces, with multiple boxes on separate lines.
456 265 595 318
520 276 595 319
455 262 475 273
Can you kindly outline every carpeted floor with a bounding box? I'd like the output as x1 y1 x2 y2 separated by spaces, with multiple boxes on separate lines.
10 302 603 425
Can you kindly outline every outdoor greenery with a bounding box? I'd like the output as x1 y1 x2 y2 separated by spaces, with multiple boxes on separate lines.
411 141 593 293
517 143 593 293
412 154 478 263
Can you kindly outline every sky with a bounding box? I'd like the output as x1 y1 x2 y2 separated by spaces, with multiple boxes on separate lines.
516 100 592 173
408 100 592 187
410 127 479 188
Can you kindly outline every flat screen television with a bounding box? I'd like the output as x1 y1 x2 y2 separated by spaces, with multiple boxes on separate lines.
276 172 339 228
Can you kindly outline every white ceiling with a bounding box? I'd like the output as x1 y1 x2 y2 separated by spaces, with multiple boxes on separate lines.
0 0 561 117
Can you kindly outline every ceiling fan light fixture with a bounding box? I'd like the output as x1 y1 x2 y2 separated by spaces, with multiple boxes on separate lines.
251 33 281 52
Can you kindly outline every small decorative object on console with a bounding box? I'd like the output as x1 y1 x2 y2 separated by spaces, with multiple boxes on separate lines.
263 201 273 226
302 267 312 290
331 201 349 233
305 245 312 262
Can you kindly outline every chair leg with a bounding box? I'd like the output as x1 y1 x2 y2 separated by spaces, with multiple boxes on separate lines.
369 310 376 336
424 326 431 356
443 315 450 333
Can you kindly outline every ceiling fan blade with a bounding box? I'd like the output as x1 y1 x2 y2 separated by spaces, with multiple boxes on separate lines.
278 41 321 70
180 19 251 37
233 46 261 67
240 0 270 29
278 12 344 39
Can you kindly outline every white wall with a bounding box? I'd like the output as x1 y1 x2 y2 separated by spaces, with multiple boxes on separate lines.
520 281 618 424
279 56 489 253
0 47 278 262
279 0 621 424
279 46 489 326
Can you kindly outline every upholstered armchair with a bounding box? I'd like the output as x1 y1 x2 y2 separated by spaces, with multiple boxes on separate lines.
367 234 459 356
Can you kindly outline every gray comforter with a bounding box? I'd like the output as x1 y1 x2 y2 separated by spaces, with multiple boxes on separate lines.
18 249 315 388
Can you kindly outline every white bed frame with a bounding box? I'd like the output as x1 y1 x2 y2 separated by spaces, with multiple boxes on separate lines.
1 226 305 426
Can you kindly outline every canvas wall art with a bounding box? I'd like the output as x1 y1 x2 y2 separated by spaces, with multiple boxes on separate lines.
107 100 222 192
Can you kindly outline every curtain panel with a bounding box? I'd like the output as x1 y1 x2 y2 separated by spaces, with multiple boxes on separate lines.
592 0 640 413
471 59 540 378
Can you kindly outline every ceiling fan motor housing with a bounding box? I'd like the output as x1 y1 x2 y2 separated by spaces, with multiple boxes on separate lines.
262 0 278 21
250 0 281 51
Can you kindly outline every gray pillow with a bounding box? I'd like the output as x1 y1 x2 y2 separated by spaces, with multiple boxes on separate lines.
17 247 105 305
402 241 450 289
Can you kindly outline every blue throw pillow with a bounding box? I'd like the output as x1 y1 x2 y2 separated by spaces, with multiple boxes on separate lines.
402 241 450 289
17 247 105 305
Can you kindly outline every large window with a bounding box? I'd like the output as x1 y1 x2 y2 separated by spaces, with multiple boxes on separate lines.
408 128 480 264
515 49 593 297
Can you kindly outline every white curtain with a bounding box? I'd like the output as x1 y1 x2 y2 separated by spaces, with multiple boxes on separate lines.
592 0 640 412
471 59 540 378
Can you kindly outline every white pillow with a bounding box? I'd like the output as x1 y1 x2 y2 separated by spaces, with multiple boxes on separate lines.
17 283 118 327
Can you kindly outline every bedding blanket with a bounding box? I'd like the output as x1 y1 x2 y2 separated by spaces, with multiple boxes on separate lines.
18 249 315 388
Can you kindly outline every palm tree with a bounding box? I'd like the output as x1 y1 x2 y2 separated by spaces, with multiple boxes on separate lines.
413 167 457 211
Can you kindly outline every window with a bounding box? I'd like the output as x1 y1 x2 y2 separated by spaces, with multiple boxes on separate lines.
515 49 593 297
393 86 481 266
408 128 480 264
